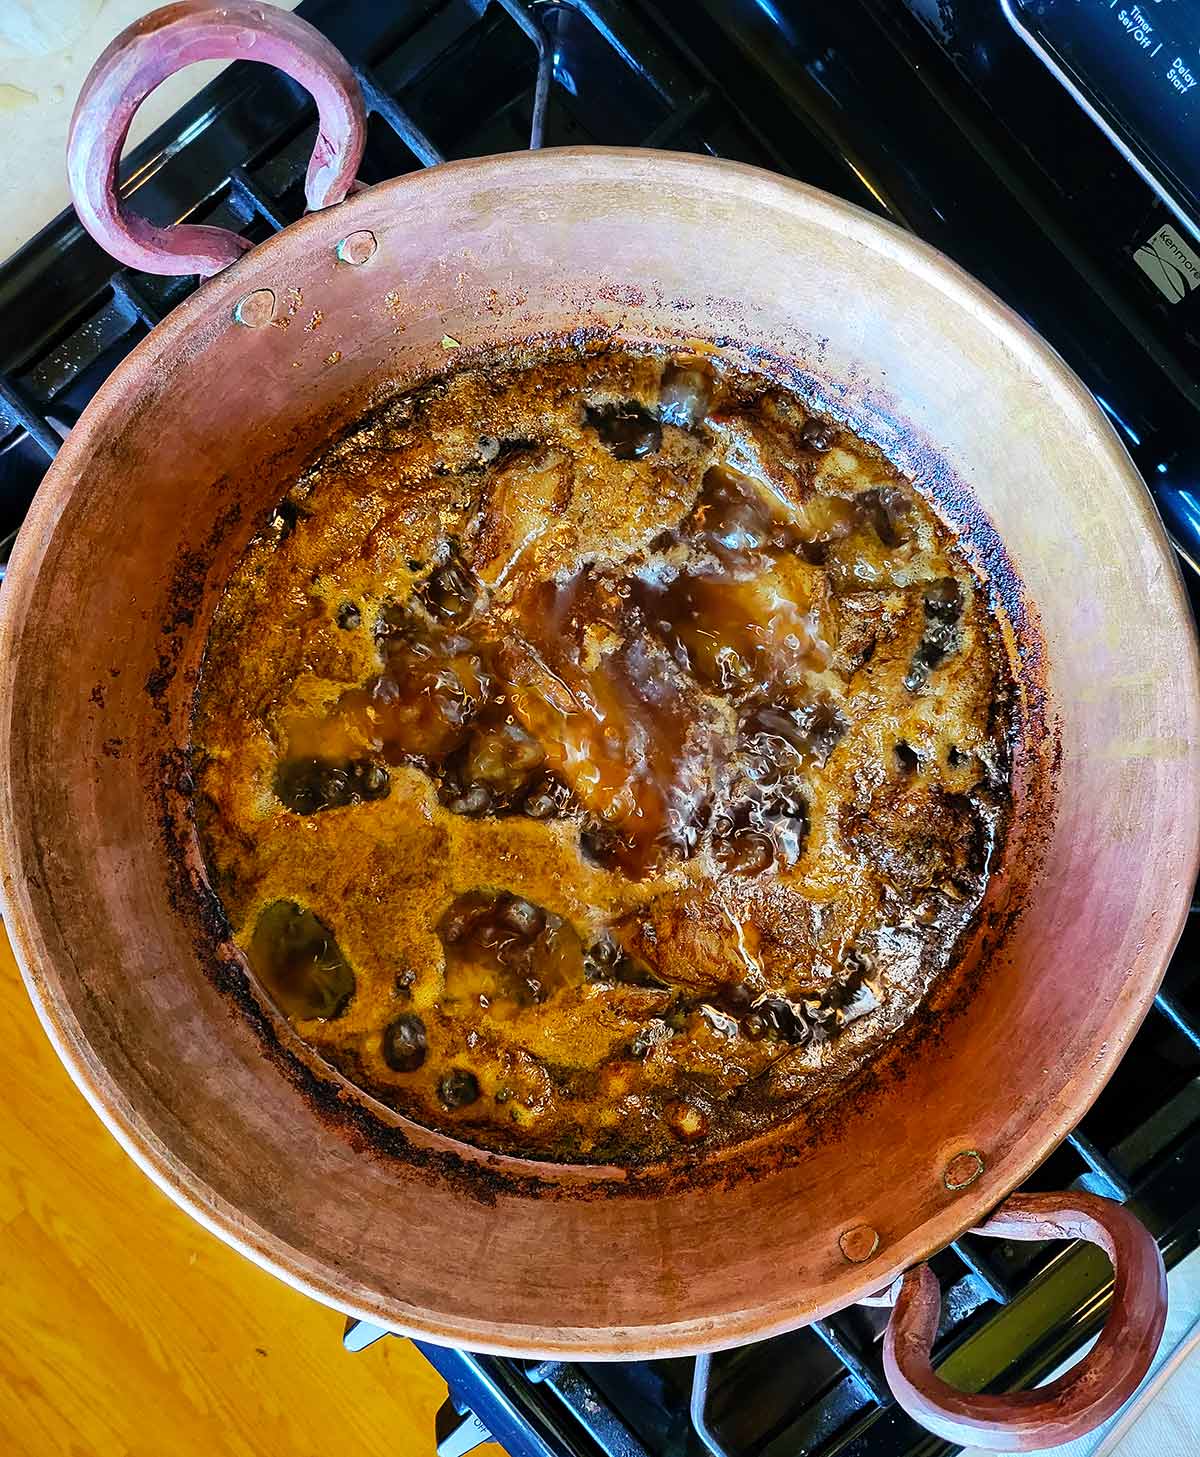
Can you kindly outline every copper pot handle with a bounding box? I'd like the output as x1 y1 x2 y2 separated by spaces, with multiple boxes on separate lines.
67 0 366 278
883 1191 1167 1452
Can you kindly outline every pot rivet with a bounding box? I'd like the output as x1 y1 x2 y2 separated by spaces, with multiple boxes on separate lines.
838 1225 880 1264
232 288 276 328
336 230 378 265
944 1150 985 1191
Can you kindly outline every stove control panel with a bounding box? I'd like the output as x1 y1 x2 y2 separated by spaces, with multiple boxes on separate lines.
1002 0 1200 240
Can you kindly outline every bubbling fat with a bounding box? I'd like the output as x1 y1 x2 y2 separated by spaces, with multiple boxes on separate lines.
192 347 1014 1164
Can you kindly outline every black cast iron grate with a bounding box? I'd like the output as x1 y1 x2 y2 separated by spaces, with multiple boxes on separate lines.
3 2 1200 1454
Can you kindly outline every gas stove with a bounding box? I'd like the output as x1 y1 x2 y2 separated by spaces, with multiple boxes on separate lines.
3 3 1200 1454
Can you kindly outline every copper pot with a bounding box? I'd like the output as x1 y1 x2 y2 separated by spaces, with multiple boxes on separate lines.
1 5 1196 1449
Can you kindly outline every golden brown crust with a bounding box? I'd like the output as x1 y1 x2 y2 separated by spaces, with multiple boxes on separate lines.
193 348 1014 1164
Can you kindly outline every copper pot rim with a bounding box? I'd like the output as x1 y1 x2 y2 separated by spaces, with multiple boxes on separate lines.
2 148 1198 1356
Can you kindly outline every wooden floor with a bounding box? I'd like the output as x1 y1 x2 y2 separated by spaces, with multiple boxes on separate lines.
0 922 500 1457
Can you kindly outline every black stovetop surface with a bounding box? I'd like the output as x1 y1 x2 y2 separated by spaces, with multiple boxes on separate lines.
3 3 1200 1454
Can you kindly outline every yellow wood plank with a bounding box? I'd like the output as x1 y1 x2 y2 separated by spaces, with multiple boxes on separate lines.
0 921 504 1457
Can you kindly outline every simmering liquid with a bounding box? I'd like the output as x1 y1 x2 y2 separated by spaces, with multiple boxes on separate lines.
193 348 1013 1163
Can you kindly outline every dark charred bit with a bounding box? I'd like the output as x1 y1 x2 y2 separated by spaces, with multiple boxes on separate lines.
665 1004 689 1033
720 981 755 1013
579 816 628 868
925 576 963 624
799 417 837 452
521 772 576 821
438 1068 480 1109
858 486 910 548
274 756 390 814
442 781 492 818
842 945 874 981
274 757 353 814
497 434 539 459
904 578 964 692
582 934 621 982
946 792 992 878
382 1013 428 1072
584 402 663 460
336 601 362 630
894 740 921 775
415 541 483 624
268 497 307 540
584 934 666 988
357 760 391 800
756 995 817 1044
820 952 881 1032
